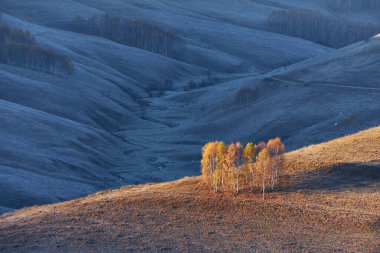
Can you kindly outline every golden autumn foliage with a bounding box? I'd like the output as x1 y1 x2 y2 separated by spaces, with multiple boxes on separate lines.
256 148 271 200
201 138 285 198
201 142 218 183
267 138 285 189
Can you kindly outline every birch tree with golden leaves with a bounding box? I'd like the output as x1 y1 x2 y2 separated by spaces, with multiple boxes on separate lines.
216 142 227 188
201 142 218 185
243 142 257 192
256 148 271 200
225 143 244 194
267 138 285 189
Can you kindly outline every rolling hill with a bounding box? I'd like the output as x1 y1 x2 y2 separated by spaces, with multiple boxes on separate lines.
0 126 379 252
1 0 380 215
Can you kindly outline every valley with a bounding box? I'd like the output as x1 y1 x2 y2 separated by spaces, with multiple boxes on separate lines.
1 0 380 219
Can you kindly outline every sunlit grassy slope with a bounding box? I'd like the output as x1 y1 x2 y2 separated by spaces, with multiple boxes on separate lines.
0 127 379 252
285 125 380 173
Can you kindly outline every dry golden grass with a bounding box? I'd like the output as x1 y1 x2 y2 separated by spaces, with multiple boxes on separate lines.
0 127 379 252
285 126 380 174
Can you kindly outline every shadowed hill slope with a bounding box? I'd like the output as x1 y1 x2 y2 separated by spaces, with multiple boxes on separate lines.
2 0 331 72
0 0 331 213
124 34 380 183
2 0 380 217
165 34 380 150
0 13 204 213
0 127 379 252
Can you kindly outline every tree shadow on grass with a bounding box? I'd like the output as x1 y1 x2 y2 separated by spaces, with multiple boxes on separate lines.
373 216 380 233
285 161 380 192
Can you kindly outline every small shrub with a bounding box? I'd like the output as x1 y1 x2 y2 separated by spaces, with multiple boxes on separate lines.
146 79 174 97
344 113 360 125
235 87 256 105
184 75 218 91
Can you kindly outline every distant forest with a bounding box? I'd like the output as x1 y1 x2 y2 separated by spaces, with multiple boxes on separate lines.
0 18 74 75
268 9 380 48
326 0 380 13
64 14 185 58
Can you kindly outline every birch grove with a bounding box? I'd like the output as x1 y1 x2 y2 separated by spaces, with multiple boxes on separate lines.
0 20 74 75
268 8 380 48
65 14 184 58
201 138 285 199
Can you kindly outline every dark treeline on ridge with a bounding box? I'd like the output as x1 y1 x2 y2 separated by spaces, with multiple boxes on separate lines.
268 9 380 48
0 15 74 75
326 0 380 13
63 14 185 58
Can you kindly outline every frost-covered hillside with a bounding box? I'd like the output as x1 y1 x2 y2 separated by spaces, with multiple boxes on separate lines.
1 0 380 213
